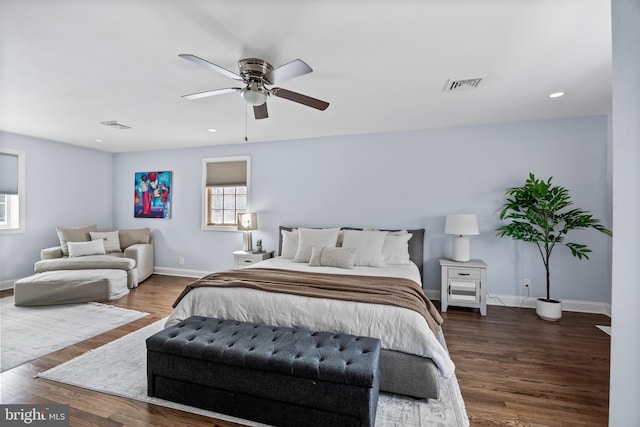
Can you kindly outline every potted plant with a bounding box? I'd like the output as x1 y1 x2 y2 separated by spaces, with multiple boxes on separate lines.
256 239 263 253
496 173 612 321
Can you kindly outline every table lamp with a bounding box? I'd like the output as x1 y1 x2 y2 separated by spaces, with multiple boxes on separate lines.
445 214 479 262
237 212 258 252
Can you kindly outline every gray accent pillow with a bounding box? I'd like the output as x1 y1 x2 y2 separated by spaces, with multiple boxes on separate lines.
308 246 358 269
89 231 122 253
118 228 150 249
67 239 106 257
56 224 98 256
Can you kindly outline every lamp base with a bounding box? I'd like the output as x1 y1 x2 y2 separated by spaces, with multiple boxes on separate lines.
242 231 253 252
451 236 470 262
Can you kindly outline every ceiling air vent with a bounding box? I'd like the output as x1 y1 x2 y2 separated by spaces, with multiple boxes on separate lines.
100 120 134 130
444 77 484 92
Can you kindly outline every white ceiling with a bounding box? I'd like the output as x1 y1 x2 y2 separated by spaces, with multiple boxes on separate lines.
0 0 611 153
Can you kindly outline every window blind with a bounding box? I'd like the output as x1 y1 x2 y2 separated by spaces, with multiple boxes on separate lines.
0 152 19 195
206 160 247 186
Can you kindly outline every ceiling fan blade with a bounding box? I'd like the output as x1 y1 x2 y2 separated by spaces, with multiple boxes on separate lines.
179 54 243 81
264 59 312 85
270 87 329 111
253 103 269 120
182 87 241 100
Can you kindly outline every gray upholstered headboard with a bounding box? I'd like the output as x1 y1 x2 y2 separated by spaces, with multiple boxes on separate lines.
277 226 425 284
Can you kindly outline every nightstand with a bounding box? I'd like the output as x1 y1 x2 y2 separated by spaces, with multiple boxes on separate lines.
439 258 487 316
233 250 274 269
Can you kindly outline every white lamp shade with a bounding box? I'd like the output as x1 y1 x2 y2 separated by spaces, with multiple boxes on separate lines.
237 212 258 231
445 214 479 236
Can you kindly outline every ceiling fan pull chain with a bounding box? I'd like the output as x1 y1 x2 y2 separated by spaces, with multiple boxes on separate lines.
244 103 248 142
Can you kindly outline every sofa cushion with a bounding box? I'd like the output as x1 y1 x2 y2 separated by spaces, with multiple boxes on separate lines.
56 224 98 256
119 228 150 250
34 255 136 273
90 231 122 253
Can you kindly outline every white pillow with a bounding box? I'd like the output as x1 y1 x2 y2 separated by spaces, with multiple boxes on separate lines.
308 246 358 269
294 228 341 263
341 229 388 267
90 231 122 253
67 239 106 257
383 233 413 264
280 229 299 259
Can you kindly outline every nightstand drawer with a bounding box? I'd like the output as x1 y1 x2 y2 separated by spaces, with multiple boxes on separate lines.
236 256 259 267
448 268 481 280
233 250 275 269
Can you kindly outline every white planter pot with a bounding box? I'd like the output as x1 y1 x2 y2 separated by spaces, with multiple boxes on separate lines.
536 298 562 321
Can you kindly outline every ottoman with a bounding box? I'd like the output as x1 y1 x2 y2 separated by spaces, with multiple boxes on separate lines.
147 316 381 427
13 269 129 306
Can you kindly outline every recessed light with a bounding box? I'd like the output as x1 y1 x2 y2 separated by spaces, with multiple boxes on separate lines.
549 92 565 98
207 128 217 132
95 139 103 143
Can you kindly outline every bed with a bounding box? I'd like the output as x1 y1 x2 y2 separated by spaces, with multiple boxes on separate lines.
166 226 455 399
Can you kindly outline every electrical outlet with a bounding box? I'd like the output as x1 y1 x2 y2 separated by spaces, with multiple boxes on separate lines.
179 256 184 265
524 278 531 288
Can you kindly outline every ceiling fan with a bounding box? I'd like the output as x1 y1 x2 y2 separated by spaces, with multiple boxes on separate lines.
179 54 329 120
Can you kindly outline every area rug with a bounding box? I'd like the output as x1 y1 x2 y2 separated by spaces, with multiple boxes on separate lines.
37 319 469 426
1 296 147 372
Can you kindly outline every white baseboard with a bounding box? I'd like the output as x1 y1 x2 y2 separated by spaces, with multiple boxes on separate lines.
1 279 16 291
484 293 611 317
432 290 612 317
153 267 211 278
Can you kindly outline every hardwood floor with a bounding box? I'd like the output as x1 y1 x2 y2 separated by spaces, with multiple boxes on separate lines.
1 275 610 426
440 305 610 426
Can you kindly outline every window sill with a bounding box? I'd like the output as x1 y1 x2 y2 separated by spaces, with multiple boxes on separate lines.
201 225 239 232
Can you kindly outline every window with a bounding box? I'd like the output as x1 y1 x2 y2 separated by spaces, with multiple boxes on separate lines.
0 148 25 233
202 156 250 230
0 195 6 225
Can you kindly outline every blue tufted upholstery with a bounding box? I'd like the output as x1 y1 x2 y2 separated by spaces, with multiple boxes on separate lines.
147 316 381 427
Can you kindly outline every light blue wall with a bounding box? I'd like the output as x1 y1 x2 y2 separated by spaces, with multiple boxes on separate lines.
1 116 611 303
112 115 611 302
0 132 113 282
610 0 640 423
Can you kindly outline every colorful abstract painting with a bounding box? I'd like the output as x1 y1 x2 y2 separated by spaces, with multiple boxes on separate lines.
134 171 171 219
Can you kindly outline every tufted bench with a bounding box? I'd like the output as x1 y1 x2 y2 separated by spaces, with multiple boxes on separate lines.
146 316 381 427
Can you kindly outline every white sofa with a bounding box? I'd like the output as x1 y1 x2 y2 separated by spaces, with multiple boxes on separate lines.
34 225 154 288
14 225 154 306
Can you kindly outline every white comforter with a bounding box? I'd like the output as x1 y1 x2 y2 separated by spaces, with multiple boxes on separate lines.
166 257 455 378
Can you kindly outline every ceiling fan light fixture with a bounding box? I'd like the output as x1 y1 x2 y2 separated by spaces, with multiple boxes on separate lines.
179 54 329 119
240 86 268 106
